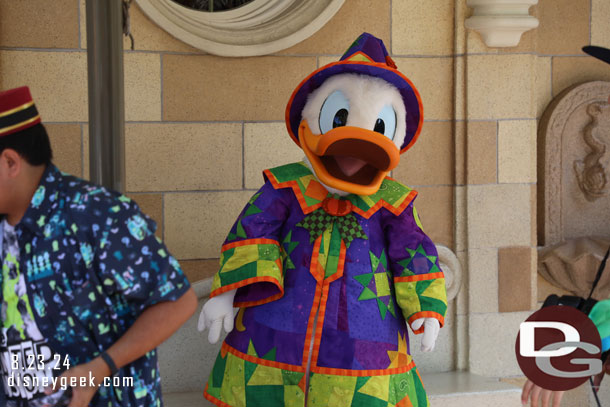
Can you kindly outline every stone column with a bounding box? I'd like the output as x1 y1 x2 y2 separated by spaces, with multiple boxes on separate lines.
456 0 540 378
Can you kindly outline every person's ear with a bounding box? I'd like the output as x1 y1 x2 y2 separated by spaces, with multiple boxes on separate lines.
1 149 22 178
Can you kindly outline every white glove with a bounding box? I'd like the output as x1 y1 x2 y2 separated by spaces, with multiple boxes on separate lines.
411 318 440 352
197 289 236 344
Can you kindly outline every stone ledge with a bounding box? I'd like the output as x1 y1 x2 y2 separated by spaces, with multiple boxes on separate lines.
164 391 212 407
426 371 521 406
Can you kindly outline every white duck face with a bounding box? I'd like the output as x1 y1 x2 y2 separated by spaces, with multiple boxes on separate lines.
298 73 407 196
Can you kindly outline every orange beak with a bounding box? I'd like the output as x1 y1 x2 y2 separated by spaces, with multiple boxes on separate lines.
298 120 400 195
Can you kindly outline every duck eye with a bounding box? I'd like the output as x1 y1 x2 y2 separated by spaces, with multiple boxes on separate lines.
319 90 349 134
333 109 348 128
376 105 397 140
374 118 385 134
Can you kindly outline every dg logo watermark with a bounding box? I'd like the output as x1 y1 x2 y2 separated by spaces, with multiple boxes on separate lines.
515 305 602 391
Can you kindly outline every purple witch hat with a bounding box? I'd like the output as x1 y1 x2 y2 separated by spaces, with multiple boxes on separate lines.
285 32 424 153
583 46 610 65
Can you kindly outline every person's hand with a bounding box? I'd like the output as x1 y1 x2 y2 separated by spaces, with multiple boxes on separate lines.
521 379 564 407
45 356 110 407
411 318 440 352
198 289 236 344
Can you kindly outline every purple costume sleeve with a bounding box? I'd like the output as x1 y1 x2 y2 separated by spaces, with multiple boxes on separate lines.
383 202 448 334
210 181 291 307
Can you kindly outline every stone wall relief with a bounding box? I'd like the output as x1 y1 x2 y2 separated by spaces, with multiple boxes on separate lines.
538 81 610 299
573 101 610 201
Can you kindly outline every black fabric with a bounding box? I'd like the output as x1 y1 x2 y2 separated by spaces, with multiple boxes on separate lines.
587 246 610 300
583 46 610 65
0 105 38 131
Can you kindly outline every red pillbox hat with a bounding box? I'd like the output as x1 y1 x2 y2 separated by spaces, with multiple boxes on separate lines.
0 86 42 137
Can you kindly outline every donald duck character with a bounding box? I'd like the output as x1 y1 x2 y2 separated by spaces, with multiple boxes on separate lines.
198 33 448 407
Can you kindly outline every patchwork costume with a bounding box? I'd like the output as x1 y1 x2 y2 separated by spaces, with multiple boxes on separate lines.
204 34 447 407
204 163 446 406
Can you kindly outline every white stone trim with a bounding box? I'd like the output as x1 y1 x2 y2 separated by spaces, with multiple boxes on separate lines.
135 0 345 56
465 0 539 47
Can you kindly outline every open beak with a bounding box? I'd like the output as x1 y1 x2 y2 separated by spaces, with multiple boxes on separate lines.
298 120 400 195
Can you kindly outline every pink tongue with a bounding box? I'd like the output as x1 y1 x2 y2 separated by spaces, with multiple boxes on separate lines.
334 156 367 177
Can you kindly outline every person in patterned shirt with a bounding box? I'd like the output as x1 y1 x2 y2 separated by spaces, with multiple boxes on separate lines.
0 86 198 407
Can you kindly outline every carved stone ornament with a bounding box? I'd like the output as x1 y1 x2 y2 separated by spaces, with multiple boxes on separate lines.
539 237 610 300
573 102 609 201
136 0 345 57
465 0 539 47
538 81 610 246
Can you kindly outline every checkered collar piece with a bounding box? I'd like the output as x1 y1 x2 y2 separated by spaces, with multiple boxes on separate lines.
263 162 418 219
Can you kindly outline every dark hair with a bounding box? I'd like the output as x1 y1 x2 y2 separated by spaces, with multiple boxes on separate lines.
0 123 53 166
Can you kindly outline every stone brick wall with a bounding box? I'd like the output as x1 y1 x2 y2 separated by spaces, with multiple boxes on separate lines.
453 0 610 378
0 0 456 284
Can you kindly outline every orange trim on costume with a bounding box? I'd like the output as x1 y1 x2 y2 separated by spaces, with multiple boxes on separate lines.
210 276 283 307
302 281 324 367
276 258 283 276
223 342 306 373
311 361 415 377
234 291 284 308
263 168 416 218
264 168 324 215
309 283 330 370
400 73 424 153
304 234 345 369
394 271 444 283
308 240 346 369
351 188 417 220
204 384 232 407
220 238 279 253
408 311 445 334
308 236 324 283
284 60 424 154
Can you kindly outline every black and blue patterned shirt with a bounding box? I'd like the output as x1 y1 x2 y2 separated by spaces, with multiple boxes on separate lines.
0 165 191 407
